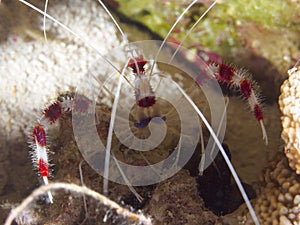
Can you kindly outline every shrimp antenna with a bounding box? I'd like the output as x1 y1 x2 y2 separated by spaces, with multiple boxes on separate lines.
96 0 127 43
175 83 260 225
293 58 300 69
170 0 218 63
102 59 133 194
18 0 122 75
88 1 141 90
21 0 139 202
102 57 143 202
43 0 49 42
96 1 145 79
199 96 229 175
148 0 199 77
288 58 300 76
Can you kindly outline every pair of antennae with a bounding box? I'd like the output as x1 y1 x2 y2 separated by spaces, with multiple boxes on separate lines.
93 3 260 225
19 1 260 224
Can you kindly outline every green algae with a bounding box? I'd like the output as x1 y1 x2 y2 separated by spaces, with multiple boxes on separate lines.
111 0 300 75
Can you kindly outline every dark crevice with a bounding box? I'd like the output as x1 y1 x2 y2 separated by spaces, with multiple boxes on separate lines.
196 144 256 216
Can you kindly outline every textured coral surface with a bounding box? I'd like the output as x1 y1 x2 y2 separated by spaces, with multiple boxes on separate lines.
279 67 300 174
253 153 300 225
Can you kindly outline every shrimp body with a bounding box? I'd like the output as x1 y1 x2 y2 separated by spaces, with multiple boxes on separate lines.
128 56 165 128
134 75 156 108
128 56 156 108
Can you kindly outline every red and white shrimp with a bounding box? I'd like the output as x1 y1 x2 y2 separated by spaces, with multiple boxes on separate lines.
207 62 268 144
29 95 73 203
29 93 91 203
127 55 167 128
15 0 270 224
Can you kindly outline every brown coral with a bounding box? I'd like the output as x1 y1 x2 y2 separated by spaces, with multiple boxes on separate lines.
246 67 300 225
279 66 300 174
254 154 300 225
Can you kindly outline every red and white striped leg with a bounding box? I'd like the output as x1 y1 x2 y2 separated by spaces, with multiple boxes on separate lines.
29 94 74 203
209 63 268 145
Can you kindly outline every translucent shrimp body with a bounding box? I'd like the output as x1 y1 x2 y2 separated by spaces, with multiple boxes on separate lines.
73 40 227 185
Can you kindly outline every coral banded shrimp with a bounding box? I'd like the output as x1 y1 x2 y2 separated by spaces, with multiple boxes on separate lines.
18 0 269 224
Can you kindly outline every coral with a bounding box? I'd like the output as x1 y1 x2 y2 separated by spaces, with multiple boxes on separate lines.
253 153 300 225
238 66 300 225
279 66 300 174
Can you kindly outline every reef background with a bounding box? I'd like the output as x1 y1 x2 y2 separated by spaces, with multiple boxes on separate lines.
103 0 299 183
0 0 299 224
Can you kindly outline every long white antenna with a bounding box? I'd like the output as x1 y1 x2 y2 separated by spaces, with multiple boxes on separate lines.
199 96 228 175
148 0 199 77
175 83 260 225
18 0 121 74
96 0 127 43
43 0 49 42
103 60 129 195
170 0 218 63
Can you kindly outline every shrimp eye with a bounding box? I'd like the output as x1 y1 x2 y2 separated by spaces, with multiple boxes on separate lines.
128 55 147 74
